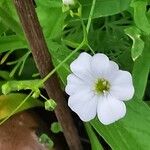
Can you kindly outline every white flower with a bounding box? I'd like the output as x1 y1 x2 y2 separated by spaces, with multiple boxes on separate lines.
65 52 134 125
62 0 74 5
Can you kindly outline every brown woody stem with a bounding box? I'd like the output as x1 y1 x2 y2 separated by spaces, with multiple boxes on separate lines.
13 0 83 149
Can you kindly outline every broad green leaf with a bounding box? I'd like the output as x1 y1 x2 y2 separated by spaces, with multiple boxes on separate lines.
131 1 150 34
91 100 150 150
0 35 27 53
0 7 23 38
36 2 64 39
84 123 104 150
0 71 12 81
132 37 150 100
36 0 62 8
80 0 131 18
1 0 20 22
118 50 133 72
0 93 43 120
63 22 83 48
0 0 5 6
0 21 7 35
125 26 144 60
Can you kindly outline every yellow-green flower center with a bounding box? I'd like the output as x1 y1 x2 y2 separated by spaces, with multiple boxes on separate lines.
94 79 110 94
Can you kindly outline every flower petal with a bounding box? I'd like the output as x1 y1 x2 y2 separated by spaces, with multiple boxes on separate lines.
103 61 119 81
111 70 133 85
109 61 119 72
70 52 93 83
68 88 93 108
65 74 89 95
68 90 97 121
91 53 110 77
97 95 126 125
110 85 134 101
110 70 134 100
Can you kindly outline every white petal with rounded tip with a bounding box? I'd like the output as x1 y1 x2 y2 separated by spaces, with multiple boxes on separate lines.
110 85 134 101
110 70 134 100
65 84 89 96
109 61 119 71
111 70 133 85
70 52 93 83
68 88 94 108
104 61 119 82
97 95 126 125
69 93 98 121
65 74 89 95
91 53 110 77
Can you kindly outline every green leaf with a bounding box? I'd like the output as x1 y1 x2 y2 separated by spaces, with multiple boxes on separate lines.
36 2 64 39
0 0 5 6
80 0 131 18
131 1 150 34
0 71 12 80
0 35 27 53
91 100 150 150
0 7 24 38
51 122 63 133
132 37 150 100
125 26 144 60
0 93 43 120
0 21 7 35
36 0 62 8
1 0 20 22
84 123 104 150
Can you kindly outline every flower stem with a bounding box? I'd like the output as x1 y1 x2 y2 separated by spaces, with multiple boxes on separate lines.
41 40 85 84
86 0 96 34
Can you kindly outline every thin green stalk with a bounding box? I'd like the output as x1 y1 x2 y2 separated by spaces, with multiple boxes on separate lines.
42 0 97 84
86 0 96 34
40 94 49 101
41 41 85 84
19 51 31 75
80 0 96 54
87 44 95 54
80 18 88 43
1 49 14 64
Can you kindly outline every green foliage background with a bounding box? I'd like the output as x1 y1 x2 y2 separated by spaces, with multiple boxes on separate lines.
0 0 150 149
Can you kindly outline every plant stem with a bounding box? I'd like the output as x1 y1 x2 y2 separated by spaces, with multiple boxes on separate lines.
86 0 96 34
13 0 83 149
42 41 85 84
